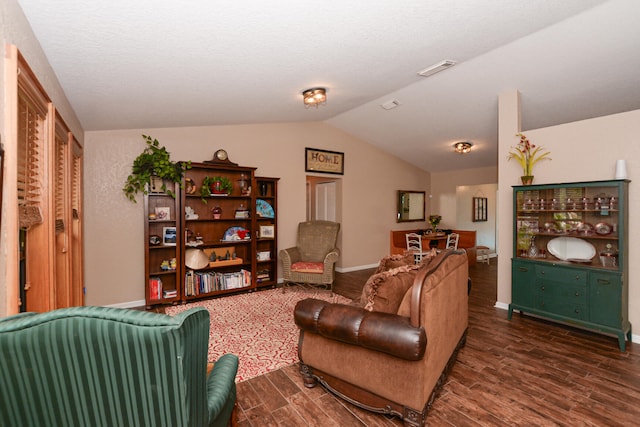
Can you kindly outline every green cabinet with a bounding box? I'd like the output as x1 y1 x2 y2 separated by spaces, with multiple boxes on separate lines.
508 180 631 351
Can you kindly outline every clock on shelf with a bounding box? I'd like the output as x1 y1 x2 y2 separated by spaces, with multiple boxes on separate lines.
204 149 238 166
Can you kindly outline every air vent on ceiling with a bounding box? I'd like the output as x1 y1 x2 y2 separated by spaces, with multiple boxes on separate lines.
417 60 457 77
380 99 401 110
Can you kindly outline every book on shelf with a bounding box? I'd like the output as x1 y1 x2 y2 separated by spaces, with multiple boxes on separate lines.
256 268 270 282
184 269 252 296
163 289 178 298
149 277 163 300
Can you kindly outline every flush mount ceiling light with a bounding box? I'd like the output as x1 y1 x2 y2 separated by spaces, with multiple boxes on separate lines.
302 87 327 108
454 141 473 154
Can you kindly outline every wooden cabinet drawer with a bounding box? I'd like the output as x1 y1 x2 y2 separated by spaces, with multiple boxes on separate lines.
535 265 587 285
535 280 588 320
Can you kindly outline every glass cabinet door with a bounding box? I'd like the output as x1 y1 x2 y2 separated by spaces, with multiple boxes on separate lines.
513 180 627 271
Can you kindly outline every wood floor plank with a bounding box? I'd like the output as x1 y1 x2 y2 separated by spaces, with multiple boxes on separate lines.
316 394 368 426
265 368 302 399
270 404 315 427
286 392 341 427
245 374 289 412
236 380 262 411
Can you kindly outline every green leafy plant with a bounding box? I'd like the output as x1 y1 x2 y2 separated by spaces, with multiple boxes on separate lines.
200 176 233 202
123 135 191 202
508 133 551 177
429 214 442 230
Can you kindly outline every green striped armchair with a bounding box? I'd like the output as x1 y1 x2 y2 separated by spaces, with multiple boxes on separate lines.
0 306 238 427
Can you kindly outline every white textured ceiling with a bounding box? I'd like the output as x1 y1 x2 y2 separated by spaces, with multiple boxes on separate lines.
16 0 640 171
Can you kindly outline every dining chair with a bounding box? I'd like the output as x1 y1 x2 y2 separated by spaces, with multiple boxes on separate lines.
446 233 460 250
405 232 430 263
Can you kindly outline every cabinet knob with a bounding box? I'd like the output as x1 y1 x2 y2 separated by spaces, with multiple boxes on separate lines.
597 279 611 285
575 292 580 297
540 270 545 275
541 286 545 291
575 309 580 314
575 275 581 280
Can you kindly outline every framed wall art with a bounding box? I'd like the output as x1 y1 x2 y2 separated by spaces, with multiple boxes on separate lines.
305 147 344 175
473 197 488 222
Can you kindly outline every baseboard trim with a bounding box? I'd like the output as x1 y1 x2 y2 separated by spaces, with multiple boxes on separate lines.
336 263 378 273
103 299 147 309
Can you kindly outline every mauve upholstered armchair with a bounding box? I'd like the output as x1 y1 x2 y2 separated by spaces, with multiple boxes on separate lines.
294 250 469 427
0 306 238 427
279 220 340 292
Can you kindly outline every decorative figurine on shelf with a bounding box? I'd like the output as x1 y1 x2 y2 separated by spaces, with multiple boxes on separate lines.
235 203 250 219
185 206 199 220
238 173 251 196
507 133 551 185
211 206 222 219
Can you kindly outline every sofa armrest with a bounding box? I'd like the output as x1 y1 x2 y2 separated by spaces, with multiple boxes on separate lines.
206 353 239 426
294 298 426 361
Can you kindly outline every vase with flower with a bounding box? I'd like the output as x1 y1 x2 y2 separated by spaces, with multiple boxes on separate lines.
429 214 442 232
508 133 551 185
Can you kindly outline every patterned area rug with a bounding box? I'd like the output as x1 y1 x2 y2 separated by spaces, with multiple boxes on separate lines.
165 288 352 382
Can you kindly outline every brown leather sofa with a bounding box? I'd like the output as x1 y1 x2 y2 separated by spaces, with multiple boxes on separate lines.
389 228 477 265
294 250 469 427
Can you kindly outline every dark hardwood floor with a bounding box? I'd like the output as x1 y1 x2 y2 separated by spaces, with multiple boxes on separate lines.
235 259 640 426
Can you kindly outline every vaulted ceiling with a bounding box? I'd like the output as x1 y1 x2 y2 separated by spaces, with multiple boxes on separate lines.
16 0 640 171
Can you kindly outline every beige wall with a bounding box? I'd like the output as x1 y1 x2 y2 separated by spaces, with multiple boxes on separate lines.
456 183 498 251
0 0 84 317
84 123 431 306
497 90 639 341
430 166 498 229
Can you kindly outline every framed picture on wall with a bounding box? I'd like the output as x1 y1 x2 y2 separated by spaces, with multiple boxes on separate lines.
305 147 344 175
473 197 488 222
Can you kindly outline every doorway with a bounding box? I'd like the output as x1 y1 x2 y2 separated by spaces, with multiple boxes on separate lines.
306 176 340 221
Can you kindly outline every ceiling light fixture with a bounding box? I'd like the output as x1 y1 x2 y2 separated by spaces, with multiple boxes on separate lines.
418 59 457 77
454 141 473 154
302 87 327 108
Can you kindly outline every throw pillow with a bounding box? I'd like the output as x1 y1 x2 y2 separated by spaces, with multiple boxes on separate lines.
374 253 415 274
397 250 449 317
361 263 421 314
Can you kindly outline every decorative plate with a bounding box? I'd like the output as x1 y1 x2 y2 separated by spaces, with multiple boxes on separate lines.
595 222 612 235
256 199 275 218
222 226 250 241
547 237 596 261
576 222 594 235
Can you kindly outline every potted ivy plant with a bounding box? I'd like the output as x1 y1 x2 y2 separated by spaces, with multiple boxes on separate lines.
122 135 190 202
200 176 233 202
